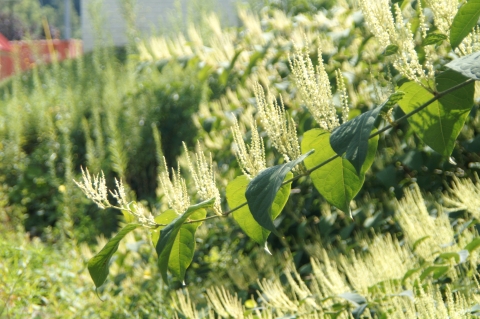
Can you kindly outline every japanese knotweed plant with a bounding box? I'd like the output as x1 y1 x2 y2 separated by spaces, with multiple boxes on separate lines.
76 1 480 306
169 179 480 318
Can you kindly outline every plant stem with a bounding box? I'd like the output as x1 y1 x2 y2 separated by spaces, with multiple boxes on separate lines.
186 78 475 224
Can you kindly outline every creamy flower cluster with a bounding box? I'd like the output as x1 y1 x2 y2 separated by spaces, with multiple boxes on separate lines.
184 142 223 216
158 159 191 214
424 0 458 35
358 0 434 84
254 82 301 164
74 168 157 228
231 115 266 179
289 44 349 131
456 26 480 56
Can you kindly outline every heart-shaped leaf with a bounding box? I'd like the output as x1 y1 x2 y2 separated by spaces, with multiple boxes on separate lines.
302 129 378 213
245 151 314 236
156 198 215 282
88 223 141 288
227 174 291 245
450 0 480 49
398 71 474 156
151 208 206 281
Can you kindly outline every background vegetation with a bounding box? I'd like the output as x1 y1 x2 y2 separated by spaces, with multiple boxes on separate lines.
0 0 81 40
1 0 480 317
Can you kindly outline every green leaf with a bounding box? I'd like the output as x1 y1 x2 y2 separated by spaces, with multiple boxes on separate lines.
383 44 399 56
446 51 480 80
438 252 460 264
88 223 141 288
465 237 480 252
330 92 401 173
420 265 449 280
423 33 447 46
302 129 378 213
151 209 178 246
226 174 291 245
151 208 206 281
412 236 430 252
402 267 423 285
450 0 480 49
398 71 474 156
156 198 215 282
245 151 314 236
168 209 206 281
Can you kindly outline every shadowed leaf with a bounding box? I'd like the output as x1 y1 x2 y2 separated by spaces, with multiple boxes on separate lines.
246 151 313 236
226 174 291 245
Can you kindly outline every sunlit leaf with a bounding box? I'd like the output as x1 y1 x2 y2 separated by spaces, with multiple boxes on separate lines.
156 198 215 282
88 223 141 288
302 129 377 213
398 71 474 156
152 208 206 281
420 265 449 280
450 0 480 49
465 237 480 252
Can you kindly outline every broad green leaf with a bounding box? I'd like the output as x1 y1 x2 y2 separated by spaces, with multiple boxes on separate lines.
245 151 314 236
151 209 178 246
446 51 480 80
423 33 447 46
302 129 378 213
398 71 474 156
226 174 291 245
420 265 449 280
402 267 423 285
156 198 215 282
465 237 480 252
412 236 430 252
450 0 480 49
438 252 460 264
151 208 206 281
168 209 206 281
330 92 401 173
88 223 141 288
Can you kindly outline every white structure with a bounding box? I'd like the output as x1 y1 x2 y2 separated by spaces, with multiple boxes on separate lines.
81 0 238 52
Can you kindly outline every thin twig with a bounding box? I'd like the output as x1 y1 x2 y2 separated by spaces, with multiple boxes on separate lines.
184 78 476 224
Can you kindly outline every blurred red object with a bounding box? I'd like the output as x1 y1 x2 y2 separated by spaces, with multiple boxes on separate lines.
0 37 82 80
0 33 12 52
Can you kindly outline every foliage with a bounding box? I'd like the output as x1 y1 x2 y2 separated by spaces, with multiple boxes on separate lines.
86 0 480 293
0 0 80 40
2 0 480 318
